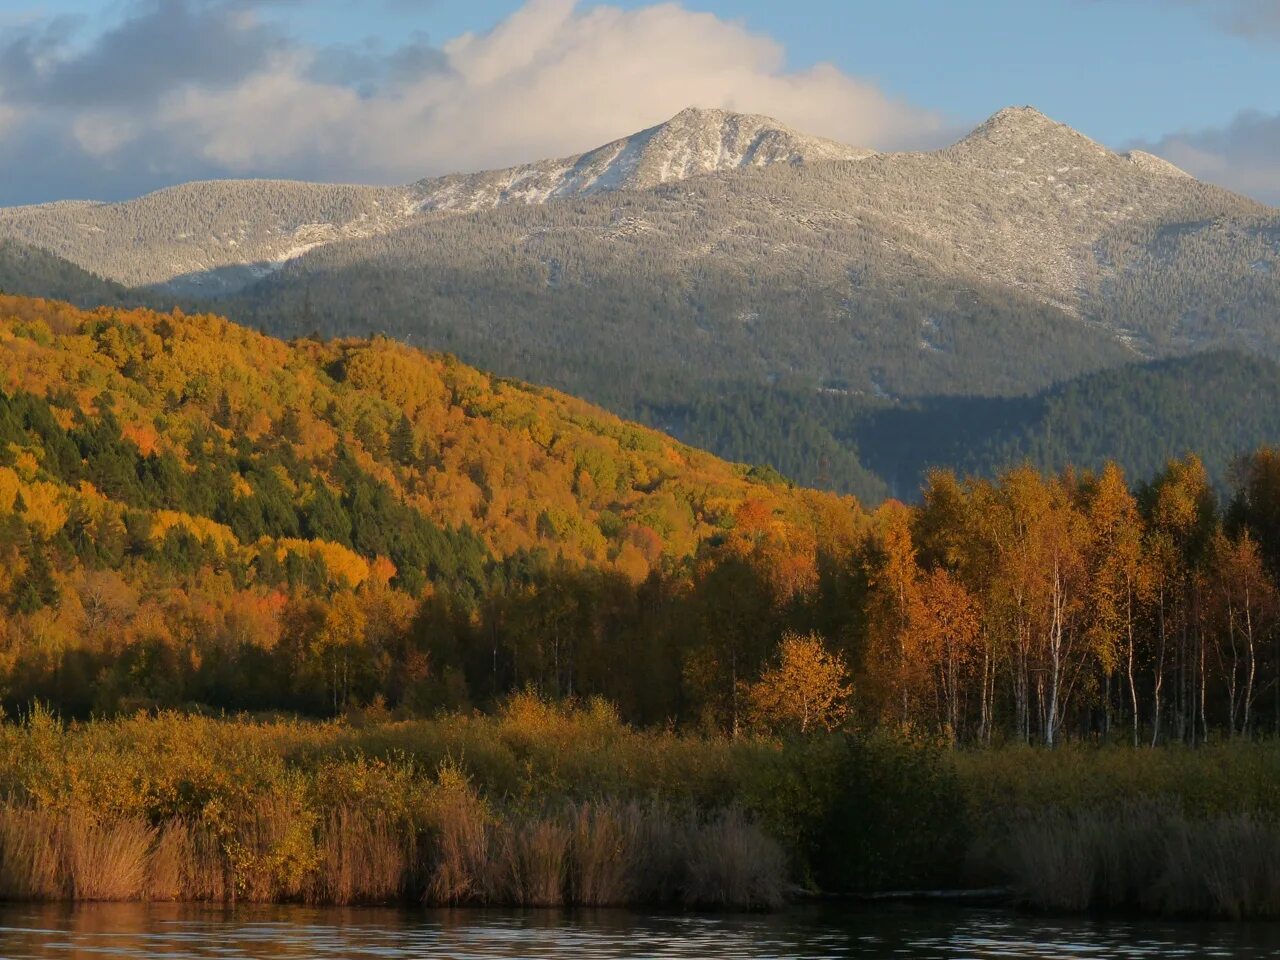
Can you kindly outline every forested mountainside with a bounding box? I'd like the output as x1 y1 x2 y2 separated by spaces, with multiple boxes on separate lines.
658 351 1280 501
0 241 136 308
0 294 848 578
855 351 1280 496
0 293 866 717
233 171 1133 404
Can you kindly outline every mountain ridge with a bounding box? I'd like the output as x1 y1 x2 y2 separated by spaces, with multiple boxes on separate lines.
0 106 869 294
0 103 1247 298
409 105 873 214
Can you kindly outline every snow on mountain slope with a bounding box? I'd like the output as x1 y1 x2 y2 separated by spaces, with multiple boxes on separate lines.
0 180 420 294
411 107 873 212
0 107 869 293
245 104 1278 383
0 103 1266 327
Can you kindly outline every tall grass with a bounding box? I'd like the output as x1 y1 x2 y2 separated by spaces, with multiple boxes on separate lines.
569 800 642 906
0 807 60 899
684 807 786 910
0 797 785 908
310 807 414 904
61 815 153 900
0 808 152 901
1000 805 1280 918
497 818 571 906
420 795 784 909
0 703 1278 914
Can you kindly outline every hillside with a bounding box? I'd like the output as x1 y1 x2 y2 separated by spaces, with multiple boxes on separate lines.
0 293 867 717
854 351 1280 496
233 160 1138 403
0 241 135 308
643 351 1280 502
0 293 850 581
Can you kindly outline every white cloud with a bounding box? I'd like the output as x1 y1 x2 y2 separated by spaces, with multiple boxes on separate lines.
0 0 946 203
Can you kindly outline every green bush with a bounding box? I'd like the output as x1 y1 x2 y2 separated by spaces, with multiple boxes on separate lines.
814 733 969 892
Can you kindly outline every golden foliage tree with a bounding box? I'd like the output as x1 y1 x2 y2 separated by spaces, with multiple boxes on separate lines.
744 631 852 735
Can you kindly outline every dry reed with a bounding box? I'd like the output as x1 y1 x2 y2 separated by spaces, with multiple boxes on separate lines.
0 807 61 899
0 796 788 910
310 807 412 904
1003 805 1280 918
683 807 786 910
497 817 570 906
568 800 642 906
60 814 153 900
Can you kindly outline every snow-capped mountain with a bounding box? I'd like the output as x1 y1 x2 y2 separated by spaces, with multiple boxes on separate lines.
0 107 868 294
410 107 873 213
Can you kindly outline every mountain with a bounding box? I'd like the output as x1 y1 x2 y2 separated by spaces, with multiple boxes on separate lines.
218 105 1277 410
0 108 862 296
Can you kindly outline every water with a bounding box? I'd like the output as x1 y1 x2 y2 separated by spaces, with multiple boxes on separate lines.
1 903 1278 959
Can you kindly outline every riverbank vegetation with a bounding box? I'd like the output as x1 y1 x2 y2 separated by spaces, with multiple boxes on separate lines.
0 703 1278 916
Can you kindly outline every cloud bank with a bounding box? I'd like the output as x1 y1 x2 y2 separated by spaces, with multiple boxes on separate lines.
0 0 946 205
1137 110 1280 206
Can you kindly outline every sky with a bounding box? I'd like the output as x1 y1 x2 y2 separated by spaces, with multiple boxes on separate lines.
0 0 1277 205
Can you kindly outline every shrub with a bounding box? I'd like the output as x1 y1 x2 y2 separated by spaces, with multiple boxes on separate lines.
813 733 968 892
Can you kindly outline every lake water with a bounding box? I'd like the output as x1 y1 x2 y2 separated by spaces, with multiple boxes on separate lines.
1 902 1279 959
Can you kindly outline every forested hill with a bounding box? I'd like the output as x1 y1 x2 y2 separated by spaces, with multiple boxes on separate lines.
854 351 1280 497
0 294 854 590
0 293 869 717
0 241 136 309
638 351 1280 503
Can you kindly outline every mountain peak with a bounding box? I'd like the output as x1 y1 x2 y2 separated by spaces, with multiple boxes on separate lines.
621 106 873 187
411 107 872 215
944 104 1113 169
980 105 1056 129
666 105 740 125
957 105 1094 147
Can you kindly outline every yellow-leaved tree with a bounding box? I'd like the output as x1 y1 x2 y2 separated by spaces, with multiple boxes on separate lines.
745 631 852 735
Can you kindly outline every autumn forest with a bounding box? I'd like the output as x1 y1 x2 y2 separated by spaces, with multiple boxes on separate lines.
3 293 1280 915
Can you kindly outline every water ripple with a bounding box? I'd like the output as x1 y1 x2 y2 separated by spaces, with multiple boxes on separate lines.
0 903 1277 959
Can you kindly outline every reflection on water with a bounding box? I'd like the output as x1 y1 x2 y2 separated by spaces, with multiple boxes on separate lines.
1 902 1278 959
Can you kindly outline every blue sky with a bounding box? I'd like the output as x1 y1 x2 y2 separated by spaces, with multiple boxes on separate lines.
0 0 1277 204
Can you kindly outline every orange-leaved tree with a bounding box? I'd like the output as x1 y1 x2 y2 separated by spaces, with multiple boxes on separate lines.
744 631 852 735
